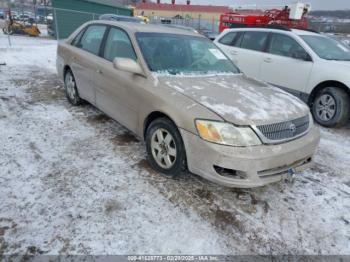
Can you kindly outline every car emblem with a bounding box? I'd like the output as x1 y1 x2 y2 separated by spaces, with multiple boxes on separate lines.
289 123 297 133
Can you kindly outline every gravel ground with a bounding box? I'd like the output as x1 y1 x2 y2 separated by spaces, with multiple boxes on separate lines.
0 32 349 256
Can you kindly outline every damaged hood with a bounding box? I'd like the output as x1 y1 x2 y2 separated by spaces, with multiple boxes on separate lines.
156 73 310 126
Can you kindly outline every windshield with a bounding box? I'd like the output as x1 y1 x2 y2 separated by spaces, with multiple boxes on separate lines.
136 33 239 75
301 35 350 61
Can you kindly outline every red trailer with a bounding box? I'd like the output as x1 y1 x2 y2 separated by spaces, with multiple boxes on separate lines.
219 3 310 33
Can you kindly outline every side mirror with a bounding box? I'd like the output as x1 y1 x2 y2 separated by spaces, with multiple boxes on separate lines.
292 50 312 62
113 58 144 76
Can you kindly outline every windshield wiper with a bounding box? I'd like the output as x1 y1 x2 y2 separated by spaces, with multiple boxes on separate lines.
326 58 350 61
167 69 180 75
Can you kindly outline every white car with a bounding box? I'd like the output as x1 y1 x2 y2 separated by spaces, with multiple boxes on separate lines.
214 27 350 127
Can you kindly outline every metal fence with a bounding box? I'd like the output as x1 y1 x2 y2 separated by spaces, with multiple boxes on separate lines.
309 21 350 34
51 8 103 39
49 10 221 39
148 16 220 33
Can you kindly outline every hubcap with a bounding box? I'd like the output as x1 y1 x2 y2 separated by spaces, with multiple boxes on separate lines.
151 128 177 169
315 94 336 122
65 73 76 101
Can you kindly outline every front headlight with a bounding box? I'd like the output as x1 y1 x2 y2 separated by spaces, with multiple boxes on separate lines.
195 120 262 146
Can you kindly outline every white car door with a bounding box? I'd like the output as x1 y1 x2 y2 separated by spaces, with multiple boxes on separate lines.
260 33 314 99
233 31 269 78
215 31 241 66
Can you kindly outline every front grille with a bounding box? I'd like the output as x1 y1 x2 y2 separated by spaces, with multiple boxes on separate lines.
256 115 309 142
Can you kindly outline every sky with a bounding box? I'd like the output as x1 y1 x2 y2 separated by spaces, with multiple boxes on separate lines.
174 0 350 10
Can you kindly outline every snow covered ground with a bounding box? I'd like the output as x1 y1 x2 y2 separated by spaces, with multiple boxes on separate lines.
0 32 349 256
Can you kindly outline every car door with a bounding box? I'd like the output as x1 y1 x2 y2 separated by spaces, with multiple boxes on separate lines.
233 31 269 78
260 33 314 99
94 26 140 133
215 31 241 65
70 24 107 104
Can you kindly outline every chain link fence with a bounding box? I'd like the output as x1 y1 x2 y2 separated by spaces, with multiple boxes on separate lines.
148 16 220 33
309 21 350 34
51 8 102 39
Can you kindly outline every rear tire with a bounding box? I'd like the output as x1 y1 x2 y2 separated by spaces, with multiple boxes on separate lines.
145 118 187 178
312 87 350 128
64 69 82 106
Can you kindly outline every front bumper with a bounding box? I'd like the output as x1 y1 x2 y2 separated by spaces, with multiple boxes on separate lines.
180 127 320 188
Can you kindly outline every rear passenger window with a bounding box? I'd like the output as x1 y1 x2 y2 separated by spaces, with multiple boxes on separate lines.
103 27 137 61
240 31 268 52
268 33 306 58
79 25 107 55
218 32 237 46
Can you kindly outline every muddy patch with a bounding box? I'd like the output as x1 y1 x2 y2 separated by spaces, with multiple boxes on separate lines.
133 159 155 174
250 194 270 214
26 85 64 105
16 72 65 105
29 142 42 160
10 78 31 87
25 246 45 255
310 162 332 175
0 218 17 256
194 188 214 202
104 200 122 215
86 114 111 124
214 209 245 233
111 132 139 146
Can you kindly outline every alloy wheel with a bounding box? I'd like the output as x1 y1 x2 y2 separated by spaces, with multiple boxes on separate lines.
315 94 336 122
65 72 76 101
151 128 177 169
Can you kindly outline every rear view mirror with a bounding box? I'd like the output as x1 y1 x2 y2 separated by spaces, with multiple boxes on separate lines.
113 58 144 76
292 50 312 62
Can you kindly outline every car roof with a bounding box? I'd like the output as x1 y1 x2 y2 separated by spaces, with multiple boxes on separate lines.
290 29 320 36
99 14 143 22
161 24 197 33
89 20 203 37
223 27 320 36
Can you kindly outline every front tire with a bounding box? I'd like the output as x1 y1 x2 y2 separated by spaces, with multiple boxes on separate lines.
312 87 350 128
145 118 187 177
64 70 82 106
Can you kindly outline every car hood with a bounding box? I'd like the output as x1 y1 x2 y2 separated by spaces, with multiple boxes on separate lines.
155 73 310 126
329 60 350 68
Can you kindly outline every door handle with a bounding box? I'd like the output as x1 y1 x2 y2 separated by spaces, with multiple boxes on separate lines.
230 50 238 55
96 69 103 74
264 58 272 63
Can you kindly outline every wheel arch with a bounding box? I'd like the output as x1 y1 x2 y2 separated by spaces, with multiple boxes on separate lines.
63 65 72 79
143 111 178 140
308 80 350 106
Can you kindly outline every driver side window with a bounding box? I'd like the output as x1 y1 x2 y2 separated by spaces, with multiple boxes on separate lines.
103 27 137 62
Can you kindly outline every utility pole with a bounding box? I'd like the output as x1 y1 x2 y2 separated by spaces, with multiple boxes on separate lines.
33 0 37 25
